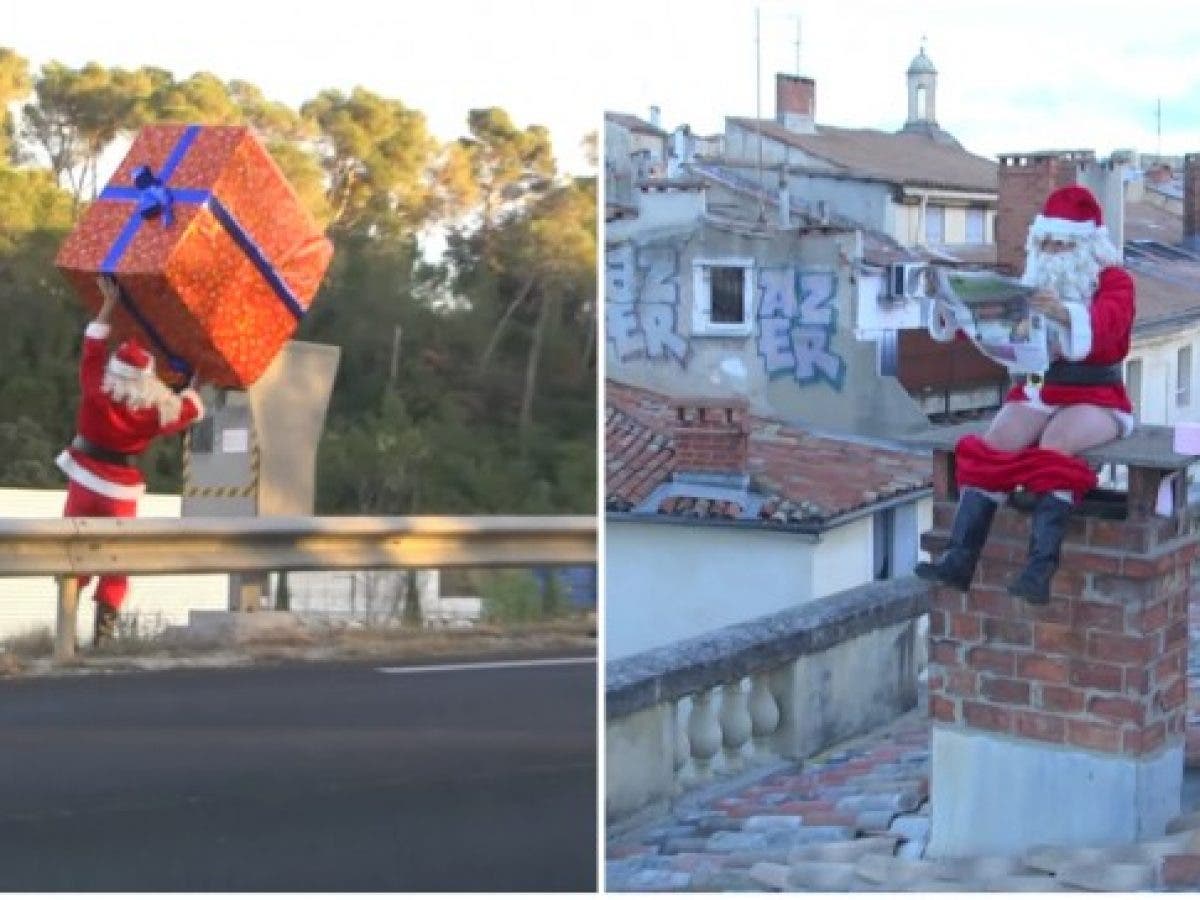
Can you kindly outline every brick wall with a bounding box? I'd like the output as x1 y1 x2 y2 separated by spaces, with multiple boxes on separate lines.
1184 153 1200 250
671 399 749 475
995 152 1087 275
776 74 815 122
923 450 1195 758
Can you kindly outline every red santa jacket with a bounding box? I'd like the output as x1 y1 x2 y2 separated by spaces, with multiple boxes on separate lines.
1001 266 1135 412
55 322 205 500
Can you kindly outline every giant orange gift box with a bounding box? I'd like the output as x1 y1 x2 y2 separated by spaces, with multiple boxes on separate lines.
56 124 333 389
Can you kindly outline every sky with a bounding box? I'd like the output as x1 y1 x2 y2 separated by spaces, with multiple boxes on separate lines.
9 0 1200 177
599 0 1200 163
4 0 603 175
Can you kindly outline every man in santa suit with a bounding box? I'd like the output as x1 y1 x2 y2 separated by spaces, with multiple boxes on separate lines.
917 184 1135 604
56 275 207 646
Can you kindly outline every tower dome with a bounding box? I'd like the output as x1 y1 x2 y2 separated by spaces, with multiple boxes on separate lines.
907 47 937 76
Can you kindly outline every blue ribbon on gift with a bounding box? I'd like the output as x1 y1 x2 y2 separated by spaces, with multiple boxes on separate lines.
97 124 308 378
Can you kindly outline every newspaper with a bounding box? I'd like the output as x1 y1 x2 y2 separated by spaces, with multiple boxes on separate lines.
928 268 1057 374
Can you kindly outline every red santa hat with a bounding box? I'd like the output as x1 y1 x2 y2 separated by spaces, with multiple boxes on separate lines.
1027 185 1105 240
107 338 155 379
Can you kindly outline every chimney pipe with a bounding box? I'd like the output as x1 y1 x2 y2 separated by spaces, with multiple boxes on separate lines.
671 399 749 476
775 73 816 134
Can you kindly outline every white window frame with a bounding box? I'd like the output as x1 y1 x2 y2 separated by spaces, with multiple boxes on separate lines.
965 207 986 244
692 257 755 336
924 204 946 244
1177 346 1192 408
1126 358 1143 423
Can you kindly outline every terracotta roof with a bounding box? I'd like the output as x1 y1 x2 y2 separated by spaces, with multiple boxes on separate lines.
606 111 668 137
606 380 931 529
1127 251 1200 334
728 118 998 193
1125 199 1183 244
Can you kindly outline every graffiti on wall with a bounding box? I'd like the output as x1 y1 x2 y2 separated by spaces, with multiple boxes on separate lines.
757 267 845 389
605 243 688 364
605 242 845 388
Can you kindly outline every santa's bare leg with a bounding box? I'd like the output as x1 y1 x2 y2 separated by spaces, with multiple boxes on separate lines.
1008 404 1120 604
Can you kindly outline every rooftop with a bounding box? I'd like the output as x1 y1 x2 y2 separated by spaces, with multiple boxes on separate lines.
606 111 668 138
727 118 998 193
606 380 931 530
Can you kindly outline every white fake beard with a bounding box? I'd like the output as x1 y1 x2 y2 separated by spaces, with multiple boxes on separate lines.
1023 248 1101 303
101 369 183 426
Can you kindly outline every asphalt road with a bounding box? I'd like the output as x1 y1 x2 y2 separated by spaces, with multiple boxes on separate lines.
0 653 597 891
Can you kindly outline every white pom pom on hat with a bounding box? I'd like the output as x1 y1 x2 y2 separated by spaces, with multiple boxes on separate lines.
107 338 155 378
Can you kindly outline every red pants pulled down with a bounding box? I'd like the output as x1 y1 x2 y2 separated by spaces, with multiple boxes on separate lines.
954 434 1098 504
62 481 138 610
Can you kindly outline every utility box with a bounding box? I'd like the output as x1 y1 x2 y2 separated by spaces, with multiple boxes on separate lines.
183 340 340 609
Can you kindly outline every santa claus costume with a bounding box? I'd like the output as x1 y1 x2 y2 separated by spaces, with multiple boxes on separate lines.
917 185 1135 603
57 319 205 644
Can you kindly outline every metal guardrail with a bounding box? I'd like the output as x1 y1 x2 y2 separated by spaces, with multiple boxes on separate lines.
0 515 597 662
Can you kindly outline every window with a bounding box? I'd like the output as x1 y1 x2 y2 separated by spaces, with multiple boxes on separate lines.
1126 358 1143 423
965 208 986 244
924 204 945 244
873 508 895 581
692 258 755 336
1178 346 1192 408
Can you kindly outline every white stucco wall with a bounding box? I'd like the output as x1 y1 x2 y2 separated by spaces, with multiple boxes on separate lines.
917 496 934 562
605 520 816 659
811 515 873 597
1127 330 1200 427
605 509 923 661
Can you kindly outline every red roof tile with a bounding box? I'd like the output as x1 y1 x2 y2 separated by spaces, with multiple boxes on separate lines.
606 380 932 527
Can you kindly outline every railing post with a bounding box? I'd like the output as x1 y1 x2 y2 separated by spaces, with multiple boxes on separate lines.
55 575 80 662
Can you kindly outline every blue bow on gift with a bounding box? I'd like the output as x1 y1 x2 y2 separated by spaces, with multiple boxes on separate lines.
131 165 176 227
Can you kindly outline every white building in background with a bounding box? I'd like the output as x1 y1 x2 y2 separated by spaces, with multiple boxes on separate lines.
0 488 228 642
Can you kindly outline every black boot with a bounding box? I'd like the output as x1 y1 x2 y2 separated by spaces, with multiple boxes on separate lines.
93 602 119 648
915 488 999 590
1008 493 1073 605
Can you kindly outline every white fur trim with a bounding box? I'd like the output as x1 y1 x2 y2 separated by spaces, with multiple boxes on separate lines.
85 322 112 340
1060 301 1093 361
1028 214 1099 239
107 357 154 379
180 388 205 421
928 301 958 342
55 450 145 501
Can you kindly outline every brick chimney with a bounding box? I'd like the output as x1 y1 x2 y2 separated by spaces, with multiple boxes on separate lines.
1183 153 1200 251
776 74 816 134
995 152 1085 275
671 399 749 475
923 442 1195 856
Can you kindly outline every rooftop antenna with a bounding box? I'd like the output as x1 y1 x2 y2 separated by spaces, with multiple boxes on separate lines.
755 5 766 224
794 15 802 75
1156 98 1162 160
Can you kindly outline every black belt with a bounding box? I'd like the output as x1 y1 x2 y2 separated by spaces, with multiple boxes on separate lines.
71 435 138 468
1026 362 1123 387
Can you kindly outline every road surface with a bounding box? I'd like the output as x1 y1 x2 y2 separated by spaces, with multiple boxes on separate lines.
0 653 596 891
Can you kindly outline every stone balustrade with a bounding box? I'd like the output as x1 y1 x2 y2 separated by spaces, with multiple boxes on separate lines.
606 576 929 821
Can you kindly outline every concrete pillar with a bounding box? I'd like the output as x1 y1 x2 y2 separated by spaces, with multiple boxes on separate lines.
922 443 1195 856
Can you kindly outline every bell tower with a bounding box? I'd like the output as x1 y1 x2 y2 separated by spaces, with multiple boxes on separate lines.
906 39 938 127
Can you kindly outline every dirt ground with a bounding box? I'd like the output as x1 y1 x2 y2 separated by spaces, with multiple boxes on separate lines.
0 614 597 679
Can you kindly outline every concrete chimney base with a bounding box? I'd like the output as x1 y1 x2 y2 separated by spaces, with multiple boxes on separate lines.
927 725 1182 857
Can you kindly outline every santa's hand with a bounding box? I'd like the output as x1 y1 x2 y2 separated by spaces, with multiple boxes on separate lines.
1030 289 1068 326
95 275 120 321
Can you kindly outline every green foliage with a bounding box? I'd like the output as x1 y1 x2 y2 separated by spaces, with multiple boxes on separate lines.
478 569 545 624
0 51 596 516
